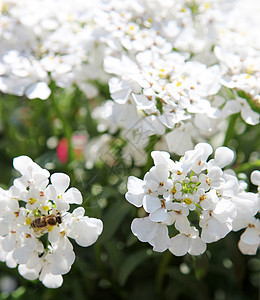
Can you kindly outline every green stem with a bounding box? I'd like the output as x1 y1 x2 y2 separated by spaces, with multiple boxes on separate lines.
235 159 260 173
155 251 172 294
223 114 238 147
49 87 75 162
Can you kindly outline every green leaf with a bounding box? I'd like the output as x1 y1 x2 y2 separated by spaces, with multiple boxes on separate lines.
118 249 156 286
98 200 132 244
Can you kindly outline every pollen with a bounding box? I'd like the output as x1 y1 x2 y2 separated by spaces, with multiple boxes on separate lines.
25 233 32 238
40 191 45 197
28 198 37 205
177 81 182 87
42 206 50 211
171 186 177 195
60 230 66 237
206 178 211 185
160 199 166 208
14 211 19 217
26 217 32 226
184 198 192 205
204 2 211 9
177 171 182 175
200 195 206 201
159 182 164 187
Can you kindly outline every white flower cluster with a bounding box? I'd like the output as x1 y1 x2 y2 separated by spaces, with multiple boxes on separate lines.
0 156 103 288
0 0 107 100
1 1 259 157
125 143 260 256
237 170 260 255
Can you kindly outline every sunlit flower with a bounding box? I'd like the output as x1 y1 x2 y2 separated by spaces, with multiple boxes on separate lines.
0 156 103 288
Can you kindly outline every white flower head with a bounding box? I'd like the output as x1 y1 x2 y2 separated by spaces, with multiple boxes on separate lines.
0 156 103 288
125 142 254 256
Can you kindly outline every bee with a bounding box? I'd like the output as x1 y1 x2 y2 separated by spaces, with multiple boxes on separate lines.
31 212 62 234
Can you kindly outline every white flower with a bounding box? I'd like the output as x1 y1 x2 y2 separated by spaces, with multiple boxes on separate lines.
131 217 170 252
238 219 260 255
0 155 103 288
169 227 206 256
13 156 50 191
66 208 103 247
125 142 256 255
45 173 83 212
125 176 146 208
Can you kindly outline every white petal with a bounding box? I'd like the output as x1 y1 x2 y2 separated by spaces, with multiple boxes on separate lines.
149 208 167 222
13 247 31 264
143 195 161 213
251 170 260 186
23 236 37 251
213 147 234 168
241 105 259 125
127 176 145 195
55 198 70 212
166 128 193 156
72 207 85 218
2 234 16 252
0 219 9 236
201 218 232 243
18 264 41 280
43 185 57 200
151 151 171 166
5 252 17 268
213 199 236 223
241 227 260 245
48 227 61 244
13 156 33 175
188 237 207 255
151 224 170 252
238 240 258 255
64 188 83 204
73 217 103 247
195 143 213 160
103 57 122 75
25 82 51 100
125 192 143 207
50 173 70 193
131 217 157 243
40 265 63 288
132 93 156 110
169 234 189 256
221 100 241 118
50 252 75 275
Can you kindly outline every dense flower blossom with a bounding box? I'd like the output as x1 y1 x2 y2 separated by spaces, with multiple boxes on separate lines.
235 170 260 255
0 0 259 164
0 156 103 288
125 143 259 256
